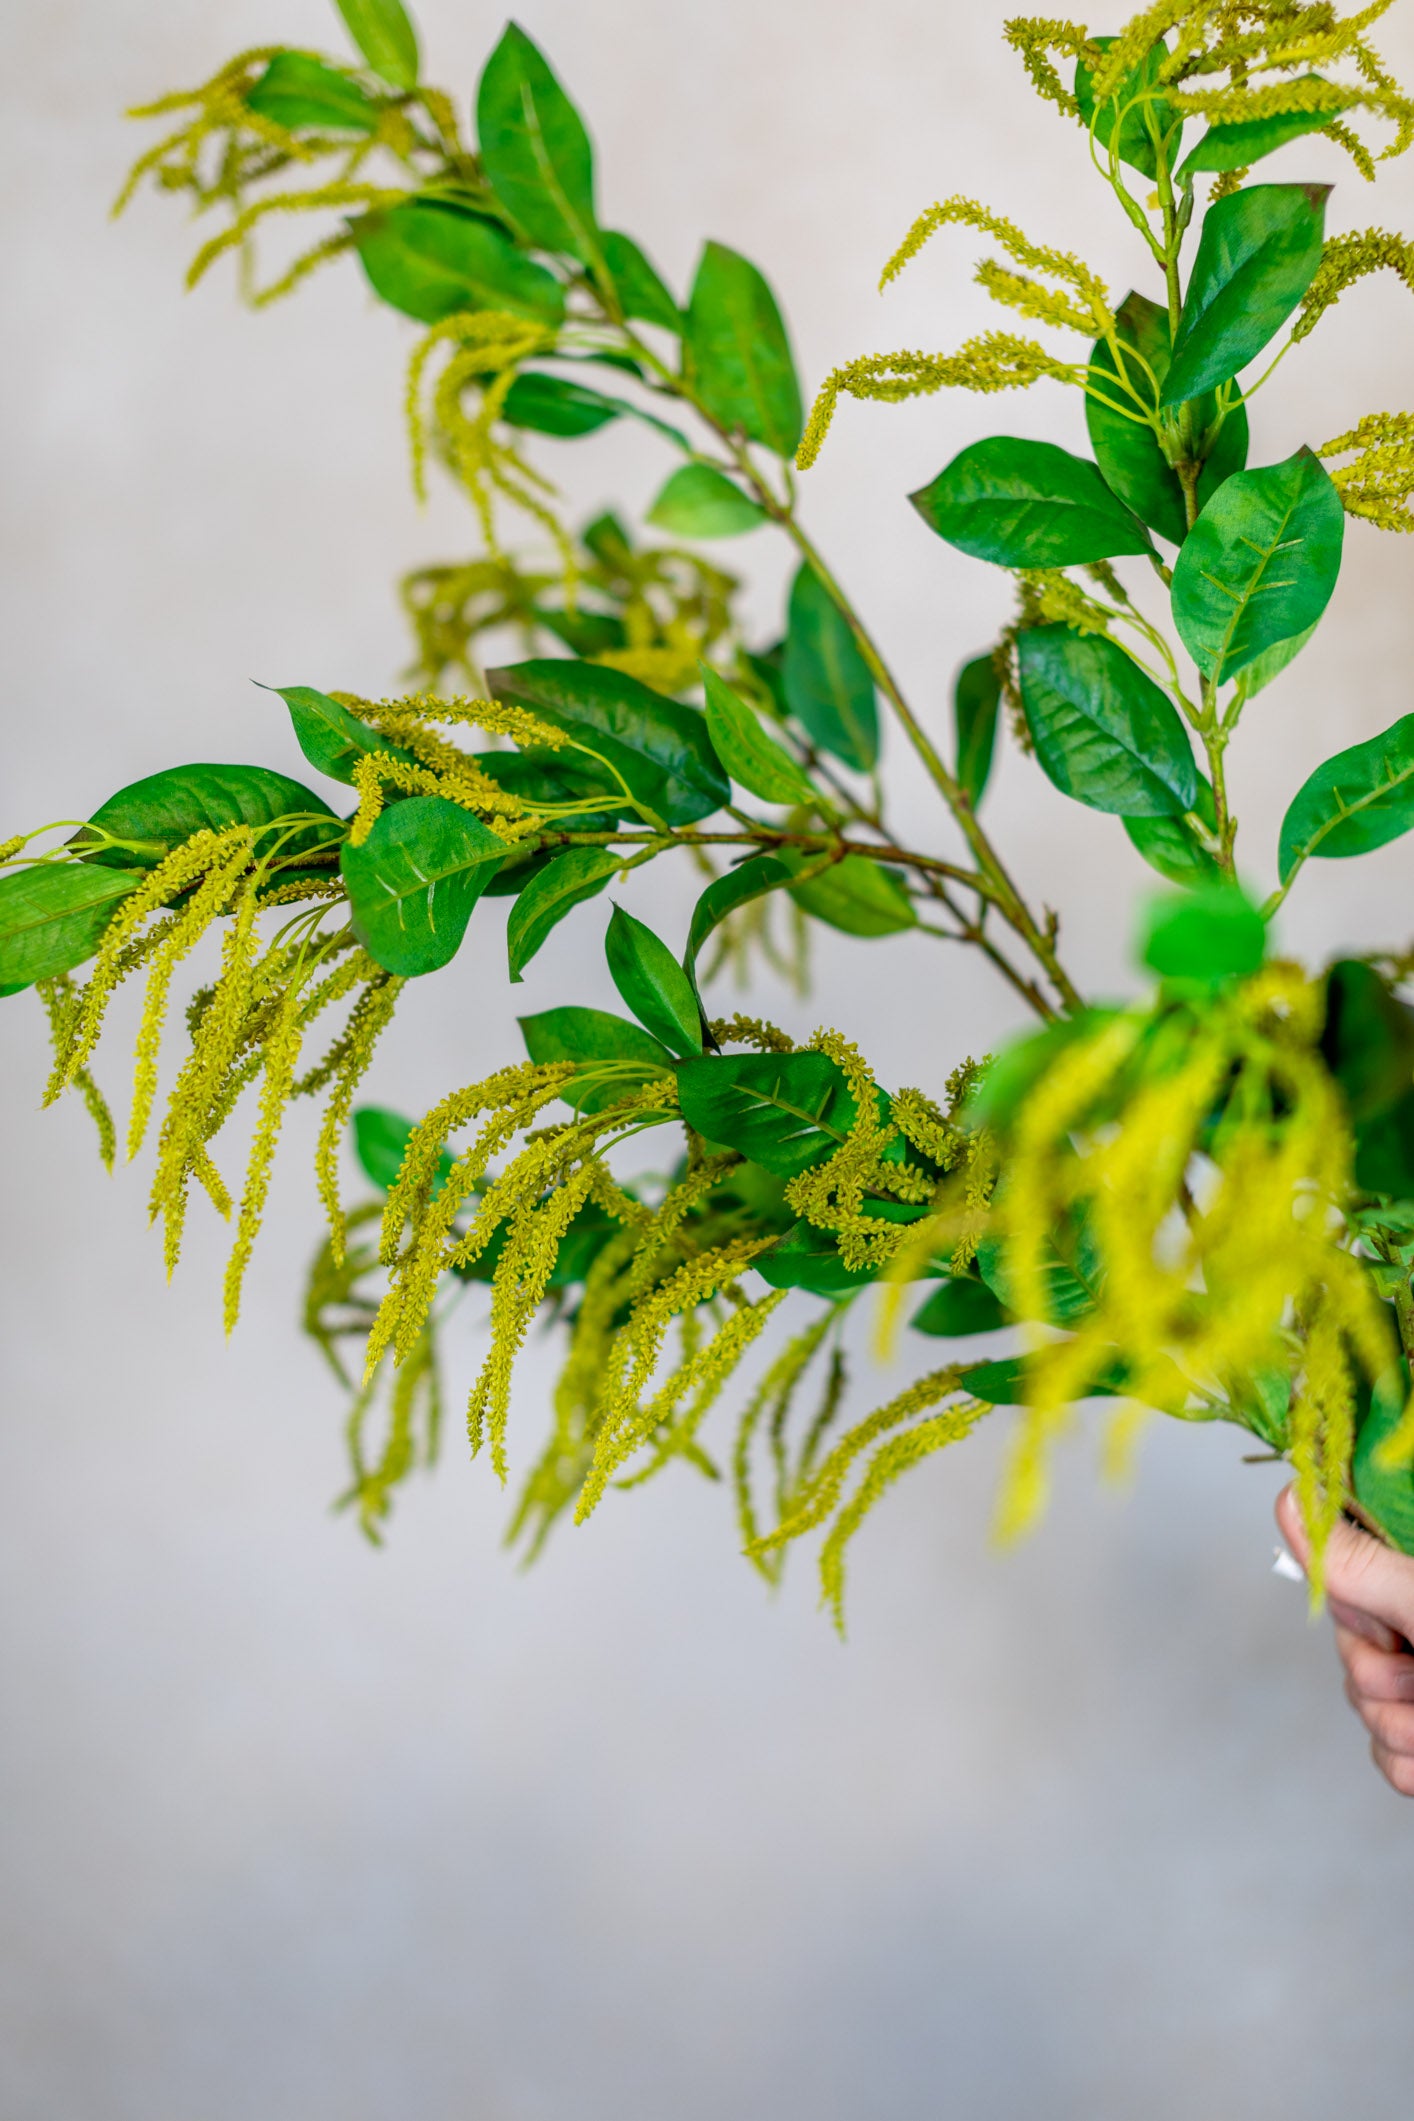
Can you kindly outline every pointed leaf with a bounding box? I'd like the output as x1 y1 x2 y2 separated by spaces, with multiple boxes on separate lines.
683 851 795 1006
502 372 622 437
80 764 338 871
676 1050 862 1176
353 1106 454 1194
605 904 703 1054
1162 183 1329 405
954 654 1001 807
700 667 817 806
597 230 680 331
1177 81 1342 178
787 855 916 937
520 1002 670 1112
351 199 565 325
334 0 419 89
506 845 619 981
1086 289 1249 546
1278 713 1414 881
1123 812 1222 886
1017 627 1197 816
245 52 379 133
340 796 507 975
782 563 878 772
0 863 138 989
911 1277 1010 1336
1074 36 1181 181
646 463 767 538
487 659 729 827
910 436 1153 567
684 240 803 459
475 23 599 262
272 683 415 786
1171 450 1343 682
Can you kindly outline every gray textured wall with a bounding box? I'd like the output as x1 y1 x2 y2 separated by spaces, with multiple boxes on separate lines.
5 3 1414 2116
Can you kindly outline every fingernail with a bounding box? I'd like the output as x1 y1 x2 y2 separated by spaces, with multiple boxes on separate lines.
1272 1545 1306 1584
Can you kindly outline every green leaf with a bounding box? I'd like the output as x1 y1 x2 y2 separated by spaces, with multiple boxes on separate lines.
961 1353 1126 1405
0 863 138 989
787 855 916 938
645 463 767 539
334 0 418 88
954 654 1001 807
1123 811 1222 886
1170 449 1344 683
976 1219 1104 1328
676 1050 862 1177
1321 959 1414 1126
487 659 730 827
1177 79 1341 178
1349 1092 1414 1201
475 23 599 263
683 240 803 459
683 851 795 1006
911 1277 1010 1337
1140 883 1266 983
470 746 626 835
1074 35 1181 181
501 372 622 437
351 199 565 326
519 1002 670 1112
1162 183 1329 405
1278 713 1414 881
1352 1367 1414 1557
506 846 619 982
80 763 339 872
597 230 680 332
910 436 1153 567
782 564 878 772
271 683 415 787
604 904 703 1055
1086 290 1250 546
700 667 817 806
340 796 507 976
1017 627 1197 816
245 52 379 132
967 1012 1110 1132
754 1221 881 1295
1239 619 1319 697
352 1106 453 1195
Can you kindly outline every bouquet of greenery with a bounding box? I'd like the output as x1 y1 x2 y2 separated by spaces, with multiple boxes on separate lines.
8 0 1414 1622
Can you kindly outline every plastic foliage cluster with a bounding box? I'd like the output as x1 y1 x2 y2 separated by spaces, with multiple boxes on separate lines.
9 0 1414 1621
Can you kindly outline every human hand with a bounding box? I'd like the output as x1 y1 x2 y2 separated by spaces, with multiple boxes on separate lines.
1276 1485 1414 1796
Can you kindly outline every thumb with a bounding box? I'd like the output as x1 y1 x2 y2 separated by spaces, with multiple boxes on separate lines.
1276 1484 1414 1644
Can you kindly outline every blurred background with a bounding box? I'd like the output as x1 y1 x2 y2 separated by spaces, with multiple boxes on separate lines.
5 2 1414 2114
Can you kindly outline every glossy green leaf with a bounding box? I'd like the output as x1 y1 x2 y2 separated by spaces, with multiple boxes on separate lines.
605 904 703 1055
683 241 803 459
1086 290 1250 546
487 659 730 827
272 683 415 786
1348 1091 1414 1201
700 667 817 806
1162 183 1329 405
676 1050 862 1177
961 1354 1126 1405
910 436 1153 567
597 230 680 331
334 0 419 88
787 855 916 938
645 463 767 539
954 654 1000 807
754 1221 882 1295
1123 811 1222 886
81 764 339 871
1278 713 1414 881
1239 620 1319 697
352 1106 453 1195
911 1277 1010 1336
506 846 619 982
1170 450 1344 682
340 796 507 975
1177 80 1340 177
782 564 878 772
475 24 599 262
519 1002 670 1112
470 746 625 835
245 52 379 132
0 863 138 990
501 372 622 437
1320 959 1414 1127
683 851 794 1004
1352 1368 1414 1556
968 1013 1110 1132
1140 884 1266 983
351 199 565 325
1074 35 1181 181
976 1220 1104 1328
1017 627 1197 816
